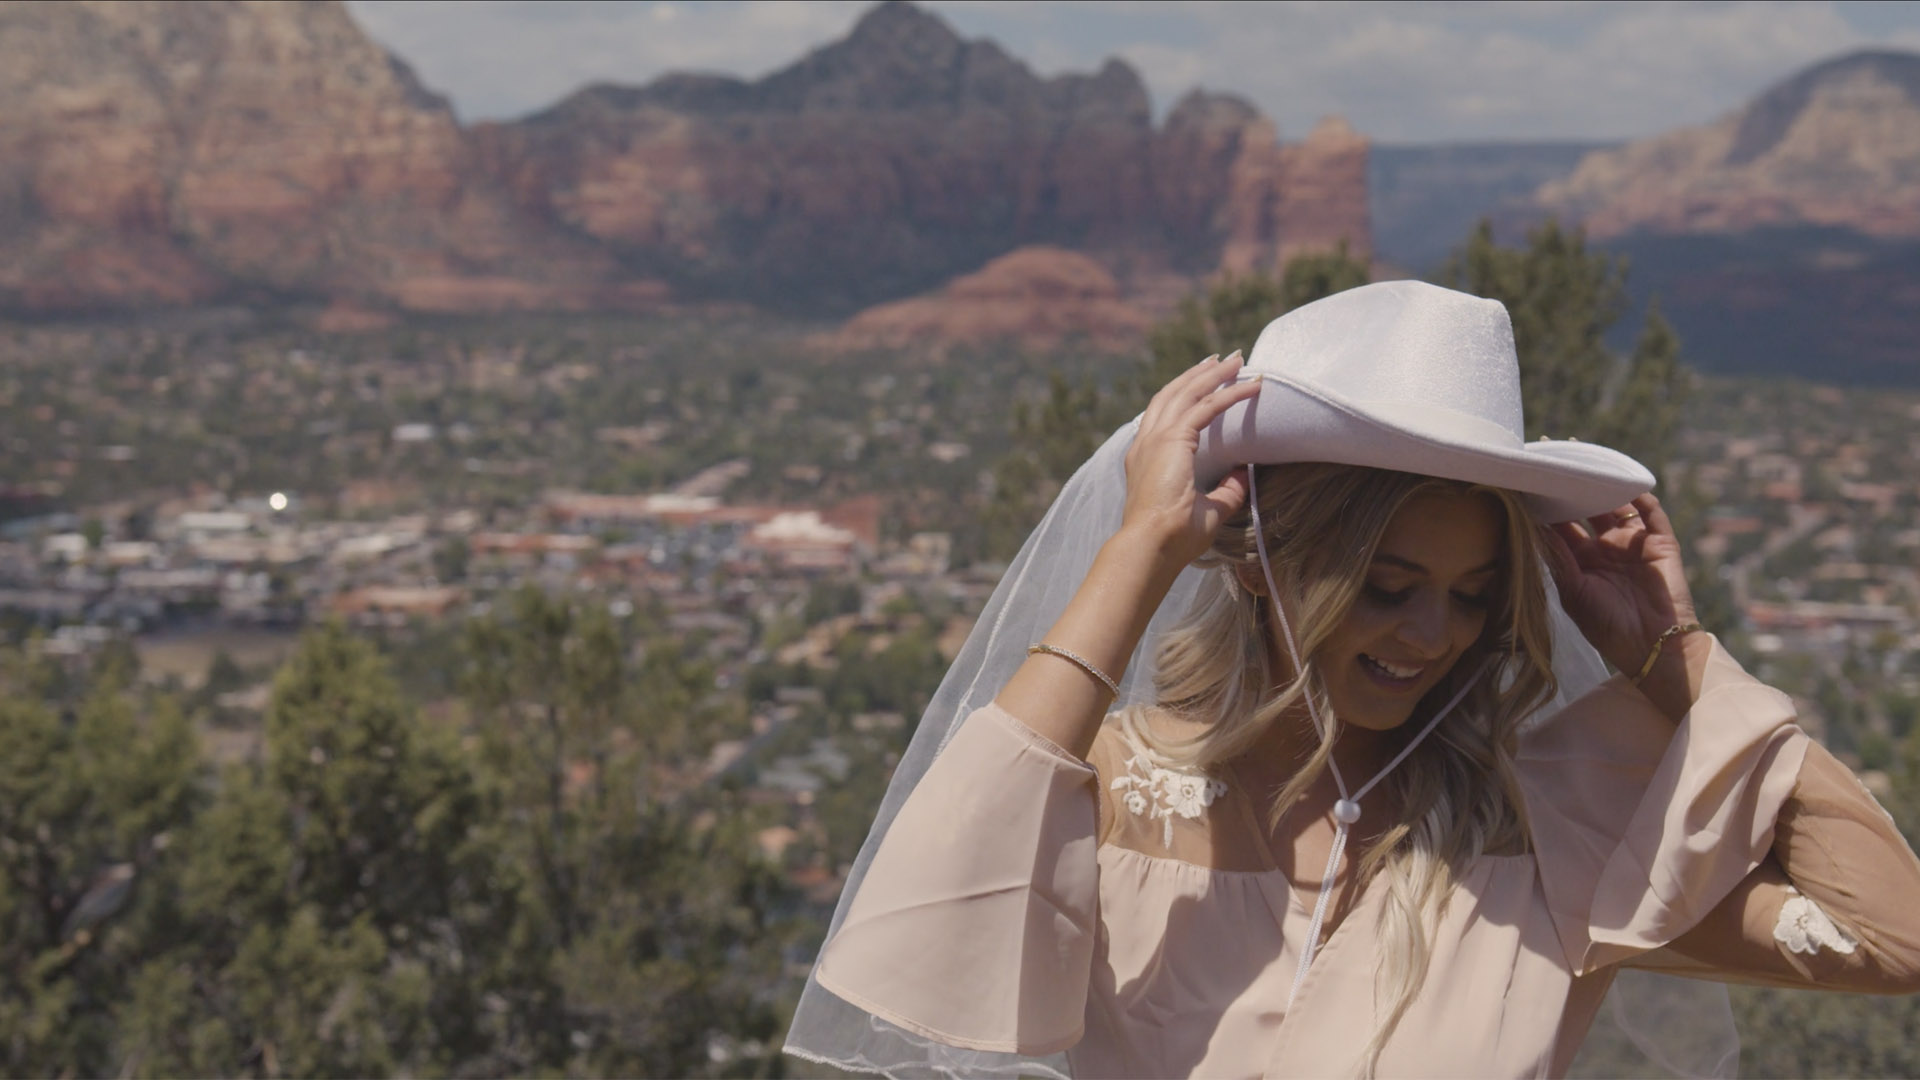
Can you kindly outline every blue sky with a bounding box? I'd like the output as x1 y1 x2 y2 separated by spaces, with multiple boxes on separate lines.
346 1 1920 143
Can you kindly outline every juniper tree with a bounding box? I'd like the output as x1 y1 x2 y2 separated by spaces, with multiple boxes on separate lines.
0 673 198 1076
120 623 509 1078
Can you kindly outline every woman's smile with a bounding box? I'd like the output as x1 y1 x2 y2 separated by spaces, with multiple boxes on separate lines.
1358 652 1426 688
1317 490 1504 731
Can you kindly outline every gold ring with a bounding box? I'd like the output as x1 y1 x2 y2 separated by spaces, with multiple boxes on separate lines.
1617 510 1641 522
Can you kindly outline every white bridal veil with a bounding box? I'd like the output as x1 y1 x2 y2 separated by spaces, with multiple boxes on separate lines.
783 414 1740 1078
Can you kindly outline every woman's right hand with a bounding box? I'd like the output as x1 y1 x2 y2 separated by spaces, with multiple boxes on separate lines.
1000 350 1262 758
1120 351 1263 574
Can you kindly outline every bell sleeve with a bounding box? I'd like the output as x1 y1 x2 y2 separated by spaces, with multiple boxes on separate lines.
813 700 1102 1054
1625 735 1920 993
1518 635 1810 974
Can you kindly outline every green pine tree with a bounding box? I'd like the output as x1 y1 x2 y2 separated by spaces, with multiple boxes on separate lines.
123 623 508 1078
460 588 795 1076
1278 240 1372 317
978 372 1107 561
0 681 198 1076
1594 298 1687 484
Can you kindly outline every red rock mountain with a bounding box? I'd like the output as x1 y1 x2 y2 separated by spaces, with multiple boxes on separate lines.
0 0 622 314
831 246 1154 353
0 0 1369 317
1536 50 1920 239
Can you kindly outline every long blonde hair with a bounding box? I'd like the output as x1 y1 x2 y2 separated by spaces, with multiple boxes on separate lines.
1118 462 1558 1073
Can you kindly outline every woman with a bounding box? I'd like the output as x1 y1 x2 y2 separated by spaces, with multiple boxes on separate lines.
784 281 1920 1078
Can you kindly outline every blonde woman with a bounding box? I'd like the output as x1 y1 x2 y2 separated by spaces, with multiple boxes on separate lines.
785 282 1920 1078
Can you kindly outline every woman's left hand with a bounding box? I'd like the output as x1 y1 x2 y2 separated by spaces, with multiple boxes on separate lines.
1541 493 1699 681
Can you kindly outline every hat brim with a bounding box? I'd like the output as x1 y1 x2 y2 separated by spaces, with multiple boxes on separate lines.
1192 374 1656 524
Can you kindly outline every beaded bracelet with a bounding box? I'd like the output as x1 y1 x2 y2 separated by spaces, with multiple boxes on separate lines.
1631 621 1703 685
1026 643 1121 697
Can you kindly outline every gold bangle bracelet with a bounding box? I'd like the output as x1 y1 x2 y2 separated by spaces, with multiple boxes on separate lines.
1026 643 1121 698
1631 622 1703 685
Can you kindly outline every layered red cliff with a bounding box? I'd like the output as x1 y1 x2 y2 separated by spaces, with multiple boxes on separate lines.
832 246 1156 354
0 0 1370 318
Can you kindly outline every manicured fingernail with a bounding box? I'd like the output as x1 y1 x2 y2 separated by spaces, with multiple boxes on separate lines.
1203 353 1221 363
1226 350 1244 363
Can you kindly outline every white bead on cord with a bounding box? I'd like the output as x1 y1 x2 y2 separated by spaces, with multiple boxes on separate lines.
1246 467 1489 1009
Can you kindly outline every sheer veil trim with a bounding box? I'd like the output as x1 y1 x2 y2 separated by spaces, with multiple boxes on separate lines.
782 418 1735 1079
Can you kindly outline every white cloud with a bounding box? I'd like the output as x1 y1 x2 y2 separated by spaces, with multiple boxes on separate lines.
345 0 1920 140
947 0 1920 139
346 0 869 121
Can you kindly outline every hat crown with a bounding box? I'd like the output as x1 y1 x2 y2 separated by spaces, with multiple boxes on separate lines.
1246 280 1525 446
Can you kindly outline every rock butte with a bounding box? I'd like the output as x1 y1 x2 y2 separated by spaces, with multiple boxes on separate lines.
833 246 1155 355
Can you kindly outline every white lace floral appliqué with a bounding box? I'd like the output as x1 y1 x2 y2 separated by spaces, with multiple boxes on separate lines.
1109 753 1228 847
1774 888 1858 956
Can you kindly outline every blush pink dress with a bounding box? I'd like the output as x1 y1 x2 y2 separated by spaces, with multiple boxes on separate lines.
813 638 1920 1078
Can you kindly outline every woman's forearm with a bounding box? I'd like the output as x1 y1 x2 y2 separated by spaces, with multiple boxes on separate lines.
994 353 1258 759
995 525 1187 760
1635 629 1715 725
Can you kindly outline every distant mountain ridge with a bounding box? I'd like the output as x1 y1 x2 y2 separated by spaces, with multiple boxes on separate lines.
1368 50 1920 384
1512 49 1920 384
7 1 1917 383
1369 141 1616 272
1537 50 1920 238
0 0 1369 318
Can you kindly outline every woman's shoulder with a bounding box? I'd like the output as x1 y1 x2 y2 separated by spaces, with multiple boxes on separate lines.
1089 705 1245 861
1087 704 1215 782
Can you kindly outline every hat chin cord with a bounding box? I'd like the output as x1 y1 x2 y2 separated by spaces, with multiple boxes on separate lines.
1245 466 1487 1008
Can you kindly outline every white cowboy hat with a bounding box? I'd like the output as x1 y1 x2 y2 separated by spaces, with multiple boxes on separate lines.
1193 279 1655 523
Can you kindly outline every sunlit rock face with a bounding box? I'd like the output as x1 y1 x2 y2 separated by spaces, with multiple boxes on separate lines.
831 245 1155 354
0 0 621 314
0 0 1370 317
1535 50 1920 240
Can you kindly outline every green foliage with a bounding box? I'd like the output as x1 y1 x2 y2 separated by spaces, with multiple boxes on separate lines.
262 624 492 934
115 623 505 1077
203 650 247 697
0 687 198 1076
1279 241 1372 316
0 599 796 1077
1887 726 1920 855
432 536 469 584
456 587 791 1075
1662 471 1740 638
1731 984 1920 1078
821 625 947 720
542 803 795 1077
1593 298 1688 483
801 579 862 625
980 372 1108 561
